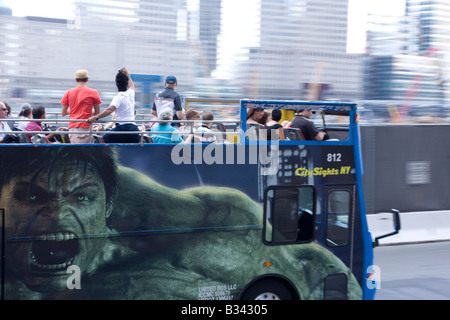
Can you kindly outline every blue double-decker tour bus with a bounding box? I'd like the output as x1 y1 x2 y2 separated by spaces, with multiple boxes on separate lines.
0 99 399 300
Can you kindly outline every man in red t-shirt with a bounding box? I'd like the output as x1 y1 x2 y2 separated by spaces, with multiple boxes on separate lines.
61 69 101 144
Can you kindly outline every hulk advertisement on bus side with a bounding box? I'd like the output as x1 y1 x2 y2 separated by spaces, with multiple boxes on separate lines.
0 146 362 300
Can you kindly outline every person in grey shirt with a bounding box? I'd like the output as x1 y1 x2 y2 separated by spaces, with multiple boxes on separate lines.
152 75 184 126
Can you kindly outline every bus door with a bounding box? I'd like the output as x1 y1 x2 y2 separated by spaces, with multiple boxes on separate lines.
263 185 315 244
324 185 355 270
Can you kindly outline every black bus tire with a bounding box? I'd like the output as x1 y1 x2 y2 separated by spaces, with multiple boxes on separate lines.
241 279 297 300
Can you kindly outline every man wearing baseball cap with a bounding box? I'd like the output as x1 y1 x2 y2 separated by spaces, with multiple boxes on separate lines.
152 75 184 127
61 69 101 143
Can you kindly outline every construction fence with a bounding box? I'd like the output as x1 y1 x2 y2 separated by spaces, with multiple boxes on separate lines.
360 124 450 214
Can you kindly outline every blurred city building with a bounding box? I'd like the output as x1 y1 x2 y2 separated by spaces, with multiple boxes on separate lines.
0 0 196 109
0 0 11 15
0 0 364 110
197 0 221 77
235 0 363 100
363 0 450 120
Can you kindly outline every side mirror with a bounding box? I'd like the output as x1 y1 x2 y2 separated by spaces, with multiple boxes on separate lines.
373 209 401 247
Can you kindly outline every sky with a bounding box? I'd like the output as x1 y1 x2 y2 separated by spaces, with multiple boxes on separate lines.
3 0 406 54
347 0 406 53
3 0 75 19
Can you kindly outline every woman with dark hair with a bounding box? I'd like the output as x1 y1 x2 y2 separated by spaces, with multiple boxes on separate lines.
246 108 265 124
87 67 140 143
2 101 17 129
264 109 285 141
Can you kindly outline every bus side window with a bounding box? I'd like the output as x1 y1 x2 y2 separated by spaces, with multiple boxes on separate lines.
326 190 350 246
264 186 315 244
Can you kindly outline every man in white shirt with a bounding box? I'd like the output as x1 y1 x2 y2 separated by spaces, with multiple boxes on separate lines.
0 101 12 143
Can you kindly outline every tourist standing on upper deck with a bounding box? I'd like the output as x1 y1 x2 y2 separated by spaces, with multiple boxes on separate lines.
152 75 185 127
61 69 102 144
87 67 140 143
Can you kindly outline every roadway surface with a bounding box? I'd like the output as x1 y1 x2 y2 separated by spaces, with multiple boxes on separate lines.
373 241 450 300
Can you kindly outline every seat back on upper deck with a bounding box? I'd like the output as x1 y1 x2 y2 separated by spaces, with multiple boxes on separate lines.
246 123 265 140
93 134 105 143
284 128 305 140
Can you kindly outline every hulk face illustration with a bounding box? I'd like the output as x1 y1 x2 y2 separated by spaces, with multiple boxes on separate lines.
0 147 117 295
1 161 111 292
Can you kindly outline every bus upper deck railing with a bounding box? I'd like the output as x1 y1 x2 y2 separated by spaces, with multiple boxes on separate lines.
1 99 357 145
0 122 351 146
0 120 352 145
0 118 243 145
